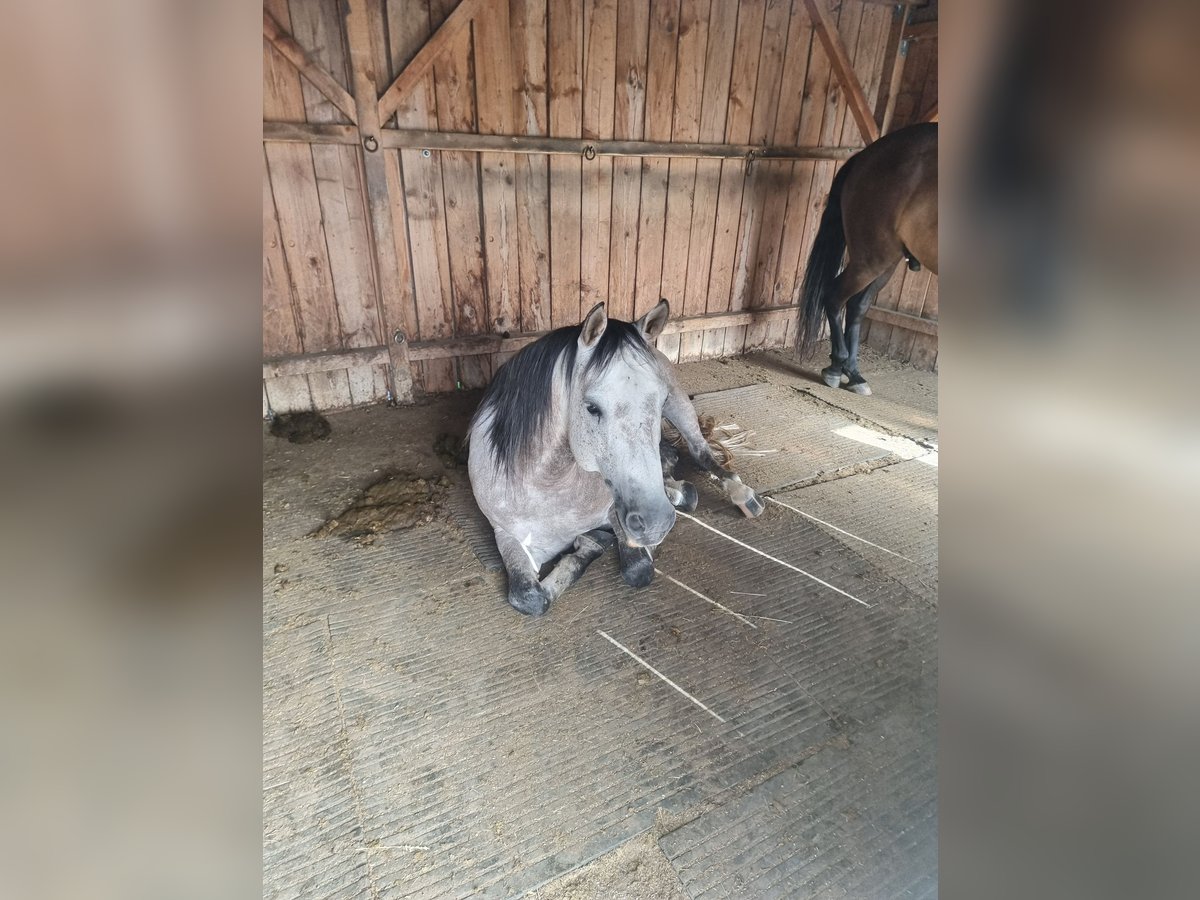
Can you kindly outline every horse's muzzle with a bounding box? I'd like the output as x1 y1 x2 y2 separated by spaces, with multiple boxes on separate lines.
621 508 676 548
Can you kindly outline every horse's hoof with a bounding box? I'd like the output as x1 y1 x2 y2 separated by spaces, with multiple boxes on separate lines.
844 380 872 396
822 367 845 388
735 488 766 519
575 529 615 558
621 551 655 589
674 481 699 512
508 586 550 617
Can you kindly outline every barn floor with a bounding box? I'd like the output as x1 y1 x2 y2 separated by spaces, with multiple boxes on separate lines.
263 345 938 899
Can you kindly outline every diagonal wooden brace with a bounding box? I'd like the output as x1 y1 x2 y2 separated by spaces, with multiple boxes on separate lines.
376 0 483 124
800 0 881 144
263 10 358 123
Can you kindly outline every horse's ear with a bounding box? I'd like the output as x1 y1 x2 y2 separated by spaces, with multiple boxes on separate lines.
579 302 608 348
636 298 670 341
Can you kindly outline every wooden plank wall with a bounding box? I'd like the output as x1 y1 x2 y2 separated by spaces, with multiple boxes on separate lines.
262 0 905 410
263 0 392 412
859 14 938 371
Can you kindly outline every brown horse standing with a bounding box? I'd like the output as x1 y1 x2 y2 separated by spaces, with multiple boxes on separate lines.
796 123 937 394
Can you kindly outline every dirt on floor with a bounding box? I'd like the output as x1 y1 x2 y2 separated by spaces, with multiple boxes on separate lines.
531 833 686 900
310 471 450 541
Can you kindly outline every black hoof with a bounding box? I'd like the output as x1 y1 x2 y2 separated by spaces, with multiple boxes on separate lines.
508 585 550 616
844 374 871 396
822 366 845 388
575 528 616 559
621 551 655 589
674 481 699 512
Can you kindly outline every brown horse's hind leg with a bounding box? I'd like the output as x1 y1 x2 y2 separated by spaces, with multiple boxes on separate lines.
822 262 884 387
842 266 899 394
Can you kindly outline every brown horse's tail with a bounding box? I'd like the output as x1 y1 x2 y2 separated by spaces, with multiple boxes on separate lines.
796 160 853 358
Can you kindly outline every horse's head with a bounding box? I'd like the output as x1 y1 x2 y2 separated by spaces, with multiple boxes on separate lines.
568 300 676 548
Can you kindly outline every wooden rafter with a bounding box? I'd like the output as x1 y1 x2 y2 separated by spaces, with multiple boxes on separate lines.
799 0 880 144
263 10 358 123
261 120 861 160
376 0 483 125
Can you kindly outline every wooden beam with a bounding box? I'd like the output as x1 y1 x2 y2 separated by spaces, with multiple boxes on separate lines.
343 0 415 402
263 121 358 143
864 306 938 336
377 130 861 160
261 120 862 160
265 307 805 376
376 0 483 125
405 307 802 360
263 11 358 123
921 100 938 123
264 346 388 379
800 0 880 143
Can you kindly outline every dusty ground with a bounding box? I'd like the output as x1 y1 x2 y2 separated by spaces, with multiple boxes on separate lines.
263 342 937 899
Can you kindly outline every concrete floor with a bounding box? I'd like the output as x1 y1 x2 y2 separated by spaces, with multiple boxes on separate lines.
263 346 938 899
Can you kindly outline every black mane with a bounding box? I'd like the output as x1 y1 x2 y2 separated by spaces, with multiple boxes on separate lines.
472 319 657 473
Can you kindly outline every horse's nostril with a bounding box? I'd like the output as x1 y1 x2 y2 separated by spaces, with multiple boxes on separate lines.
625 512 645 536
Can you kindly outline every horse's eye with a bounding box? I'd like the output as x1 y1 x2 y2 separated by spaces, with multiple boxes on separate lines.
585 402 601 418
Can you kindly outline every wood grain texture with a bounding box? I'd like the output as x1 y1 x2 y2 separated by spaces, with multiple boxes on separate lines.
734 0 790 354
661 0 711 362
387 0 455 391
752 2 816 353
263 148 303 358
607 0 650 323
548 0 583 328
475 0 521 337
433 17 489 388
263 8 357 123
265 374 314 413
910 273 938 369
580 0 617 313
800 0 879 142
378 0 483 124
634 0 681 354
293 0 382 353
772 0 835 314
709 0 766 357
344 0 414 403
264 0 342 355
510 0 552 332
682 0 738 361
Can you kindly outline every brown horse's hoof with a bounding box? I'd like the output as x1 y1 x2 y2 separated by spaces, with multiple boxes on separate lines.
822 367 845 388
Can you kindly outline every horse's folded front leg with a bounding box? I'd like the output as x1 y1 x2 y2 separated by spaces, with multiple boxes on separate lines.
609 509 656 588
494 529 615 616
662 383 766 520
659 441 699 512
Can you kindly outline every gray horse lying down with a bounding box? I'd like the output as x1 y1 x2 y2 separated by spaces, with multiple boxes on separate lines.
468 299 765 616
